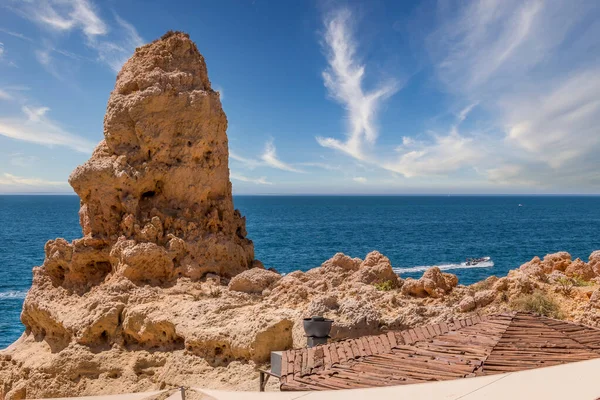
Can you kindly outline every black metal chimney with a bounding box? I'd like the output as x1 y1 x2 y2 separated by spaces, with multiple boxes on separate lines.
303 316 333 348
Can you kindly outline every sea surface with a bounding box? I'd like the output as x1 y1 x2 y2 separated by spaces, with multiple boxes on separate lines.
1 195 600 348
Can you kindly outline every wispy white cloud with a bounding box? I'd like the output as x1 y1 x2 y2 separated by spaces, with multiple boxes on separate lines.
384 130 485 178
35 49 51 66
504 68 600 169
0 89 11 100
213 85 224 101
23 0 107 37
311 2 600 190
423 0 600 187
429 0 555 95
0 106 95 153
314 7 487 181
230 140 304 173
9 153 38 168
298 162 343 172
230 173 273 185
22 106 51 122
316 8 399 160
457 103 478 123
0 86 30 101
0 28 34 42
0 172 69 192
229 151 262 169
353 177 367 183
486 165 537 186
92 14 144 72
8 0 143 73
0 41 13 67
260 140 304 173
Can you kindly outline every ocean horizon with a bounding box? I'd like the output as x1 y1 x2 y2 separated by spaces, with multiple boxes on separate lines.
1 194 599 348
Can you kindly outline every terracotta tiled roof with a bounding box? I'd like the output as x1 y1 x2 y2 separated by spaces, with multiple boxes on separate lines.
280 312 600 391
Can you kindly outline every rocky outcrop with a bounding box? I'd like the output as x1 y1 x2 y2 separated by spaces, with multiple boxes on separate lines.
402 267 458 298
519 251 600 283
458 296 476 312
321 253 361 271
474 290 496 308
519 256 546 280
590 289 600 308
228 268 281 294
589 251 600 276
351 251 401 287
565 258 595 280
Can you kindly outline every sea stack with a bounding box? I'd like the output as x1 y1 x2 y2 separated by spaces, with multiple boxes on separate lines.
1 32 273 399
22 30 255 350
67 31 255 285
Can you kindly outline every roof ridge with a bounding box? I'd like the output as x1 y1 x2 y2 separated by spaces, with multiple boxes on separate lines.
280 313 492 387
536 315 600 354
280 312 600 391
479 312 600 375
471 311 516 375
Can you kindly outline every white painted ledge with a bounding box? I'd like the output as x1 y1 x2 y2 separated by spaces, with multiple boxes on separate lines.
193 357 600 400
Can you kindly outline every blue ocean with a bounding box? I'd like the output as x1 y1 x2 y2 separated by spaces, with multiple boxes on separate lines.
1 195 600 348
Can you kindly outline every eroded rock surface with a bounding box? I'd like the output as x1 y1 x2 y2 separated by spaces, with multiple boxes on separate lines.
402 267 458 298
22 31 258 346
228 268 281 294
0 32 263 399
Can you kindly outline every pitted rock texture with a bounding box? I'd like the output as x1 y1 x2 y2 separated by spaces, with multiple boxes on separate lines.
0 32 266 400
73 32 253 286
401 267 458 298
228 268 282 294
3 248 600 399
21 32 257 347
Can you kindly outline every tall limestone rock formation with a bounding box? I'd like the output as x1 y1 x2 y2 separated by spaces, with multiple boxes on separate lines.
65 31 254 289
1 33 278 399
23 30 255 351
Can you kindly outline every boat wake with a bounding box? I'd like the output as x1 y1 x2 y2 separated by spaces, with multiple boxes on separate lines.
0 290 27 300
393 260 494 274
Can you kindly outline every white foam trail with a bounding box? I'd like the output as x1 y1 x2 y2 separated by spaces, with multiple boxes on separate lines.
0 290 28 300
394 261 494 274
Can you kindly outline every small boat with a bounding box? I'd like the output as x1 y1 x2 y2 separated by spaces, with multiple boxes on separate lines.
465 257 491 266
518 204 523 207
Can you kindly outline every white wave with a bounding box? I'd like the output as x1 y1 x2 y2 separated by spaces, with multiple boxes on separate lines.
394 261 494 274
0 290 28 300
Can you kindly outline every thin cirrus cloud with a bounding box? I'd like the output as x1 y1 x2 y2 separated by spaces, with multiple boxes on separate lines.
0 106 95 153
9 153 39 168
315 2 600 189
384 128 484 178
297 162 342 172
426 0 600 187
230 140 305 174
260 140 304 173
0 172 68 192
230 173 272 186
316 7 480 180
229 151 263 170
0 89 11 100
0 28 34 42
7 0 143 74
316 8 400 161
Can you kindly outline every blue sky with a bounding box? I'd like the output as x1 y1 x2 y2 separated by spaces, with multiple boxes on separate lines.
0 0 599 194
